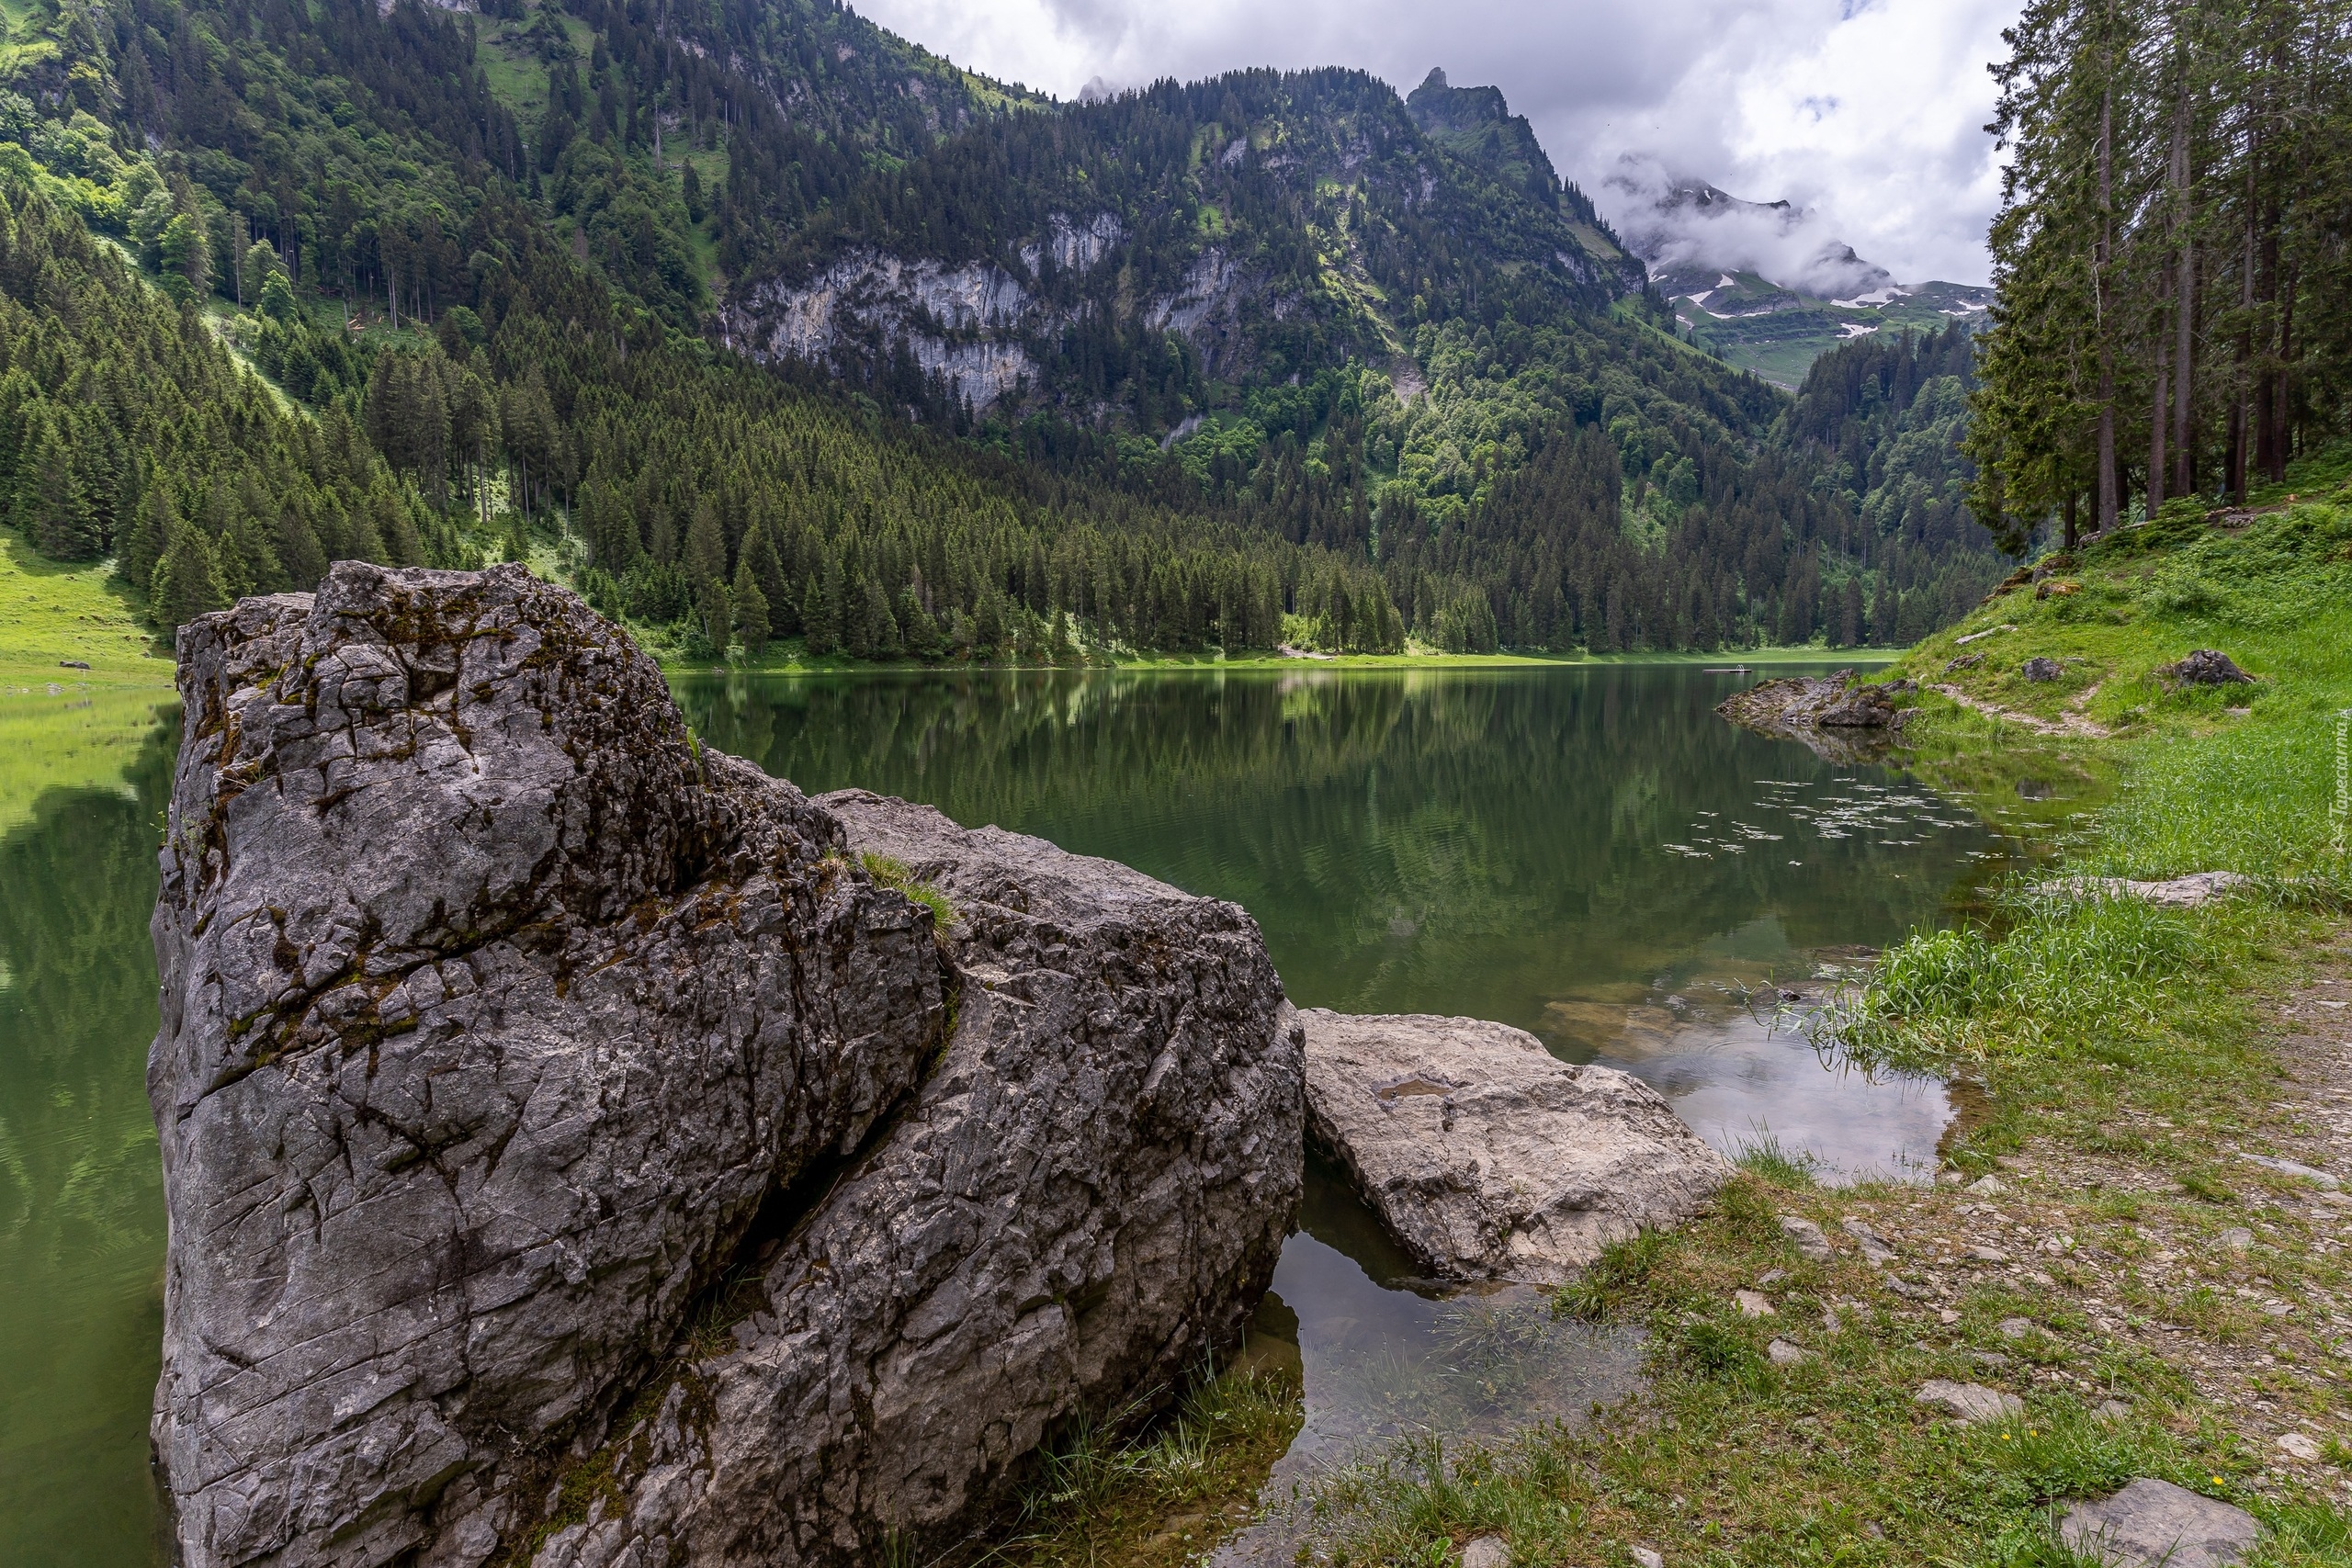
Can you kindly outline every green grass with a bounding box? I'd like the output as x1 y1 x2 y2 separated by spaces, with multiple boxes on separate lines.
1296 1172 2346 1568
965 1361 1305 1567
1235 455 2352 1566
0 532 177 832
857 852 956 932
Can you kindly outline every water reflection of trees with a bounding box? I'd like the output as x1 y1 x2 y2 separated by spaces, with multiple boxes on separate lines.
0 719 176 1564
673 668 2000 1035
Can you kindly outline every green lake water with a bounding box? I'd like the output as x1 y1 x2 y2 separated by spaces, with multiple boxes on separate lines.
0 662 2020 1563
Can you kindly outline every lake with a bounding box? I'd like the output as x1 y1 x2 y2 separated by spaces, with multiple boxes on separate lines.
0 661 2016 1564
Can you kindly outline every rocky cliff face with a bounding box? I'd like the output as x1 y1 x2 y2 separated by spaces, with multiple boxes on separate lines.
717 211 1283 410
149 563 1302 1568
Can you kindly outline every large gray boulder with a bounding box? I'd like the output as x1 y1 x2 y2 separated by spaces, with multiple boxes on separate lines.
529 791 1303 1567
149 563 1301 1568
2059 1478 2263 1568
1298 1010 1730 1283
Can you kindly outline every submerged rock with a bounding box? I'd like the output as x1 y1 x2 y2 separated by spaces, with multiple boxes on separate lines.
1713 671 1905 761
2058 1478 2262 1568
149 563 1301 1568
1298 1010 1729 1284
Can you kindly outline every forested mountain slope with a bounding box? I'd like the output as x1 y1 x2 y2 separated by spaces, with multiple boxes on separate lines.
0 0 2011 656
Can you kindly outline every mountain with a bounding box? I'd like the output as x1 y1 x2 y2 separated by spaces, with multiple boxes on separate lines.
0 0 2007 658
1604 159 1994 388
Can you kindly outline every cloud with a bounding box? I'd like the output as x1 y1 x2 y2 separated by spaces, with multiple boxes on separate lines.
848 0 2018 284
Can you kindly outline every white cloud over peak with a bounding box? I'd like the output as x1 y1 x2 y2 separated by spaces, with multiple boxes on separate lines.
850 0 2018 284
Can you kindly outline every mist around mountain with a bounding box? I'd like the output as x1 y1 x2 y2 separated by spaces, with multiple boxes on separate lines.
1603 156 1993 389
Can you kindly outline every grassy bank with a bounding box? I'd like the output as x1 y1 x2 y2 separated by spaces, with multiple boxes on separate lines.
0 534 177 833
1092 464 2352 1566
650 642 1895 678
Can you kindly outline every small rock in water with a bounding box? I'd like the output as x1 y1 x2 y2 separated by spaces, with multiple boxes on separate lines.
1630 1548 1666 1568
2022 657 2064 682
1779 1214 1835 1262
1915 1380 2024 1424
1967 1175 2007 1196
1735 1290 1776 1317
2058 1478 2261 1568
2278 1432 2323 1462
2218 1227 2255 1251
1460 1536 1511 1568
1996 1316 2035 1340
1768 1337 1814 1367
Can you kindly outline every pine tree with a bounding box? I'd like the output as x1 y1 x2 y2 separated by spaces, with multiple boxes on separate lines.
119 488 173 598
898 586 941 659
697 576 732 656
151 524 229 631
731 557 770 654
20 414 98 560
801 571 839 655
684 499 727 591
862 575 901 657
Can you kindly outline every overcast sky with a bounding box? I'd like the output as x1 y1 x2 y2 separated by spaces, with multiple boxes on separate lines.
853 0 2020 285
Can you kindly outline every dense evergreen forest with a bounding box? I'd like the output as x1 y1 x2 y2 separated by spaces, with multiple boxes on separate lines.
1969 0 2352 547
0 0 2012 657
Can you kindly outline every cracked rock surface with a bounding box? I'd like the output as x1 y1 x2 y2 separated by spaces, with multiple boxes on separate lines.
149 564 1301 1568
1298 1010 1729 1283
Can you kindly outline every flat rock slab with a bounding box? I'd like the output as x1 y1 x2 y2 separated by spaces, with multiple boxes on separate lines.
2059 1478 2263 1568
2035 872 2250 908
1915 1380 2024 1423
1299 1010 1730 1283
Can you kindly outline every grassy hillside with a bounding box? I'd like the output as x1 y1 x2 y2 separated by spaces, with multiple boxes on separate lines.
0 533 176 833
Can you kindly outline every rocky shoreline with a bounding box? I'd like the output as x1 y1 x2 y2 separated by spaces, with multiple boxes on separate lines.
147 567 1726 1568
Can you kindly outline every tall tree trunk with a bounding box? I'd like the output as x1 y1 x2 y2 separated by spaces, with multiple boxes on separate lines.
2228 199 2255 500
2149 270 2169 516
2170 86 2196 498
2095 76 2119 532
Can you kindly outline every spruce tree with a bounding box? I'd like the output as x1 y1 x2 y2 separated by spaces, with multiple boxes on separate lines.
684 499 727 591
731 558 770 654
697 577 732 656
801 571 838 655
119 488 173 598
151 524 229 631
863 576 901 657
21 415 98 560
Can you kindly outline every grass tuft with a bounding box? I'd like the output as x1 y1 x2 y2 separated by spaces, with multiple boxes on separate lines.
858 851 957 932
